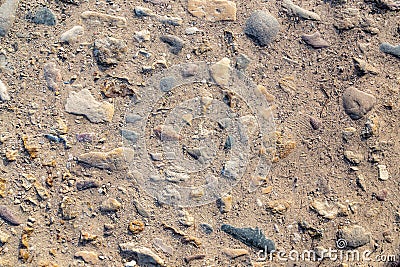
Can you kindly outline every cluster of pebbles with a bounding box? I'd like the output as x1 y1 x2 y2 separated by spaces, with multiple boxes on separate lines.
0 0 399 266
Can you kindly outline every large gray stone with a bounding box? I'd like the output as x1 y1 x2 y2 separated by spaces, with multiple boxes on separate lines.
244 10 280 46
0 0 19 37
342 87 376 120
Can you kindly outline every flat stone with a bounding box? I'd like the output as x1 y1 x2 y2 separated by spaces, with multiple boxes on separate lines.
380 43 400 58
310 200 339 219
0 79 10 101
282 0 320 20
353 57 378 75
222 248 249 259
210 57 231 87
119 244 165 267
43 62 61 91
344 150 363 165
153 238 173 255
134 29 150 42
334 8 361 30
60 25 84 43
76 180 100 191
337 225 370 248
188 0 237 22
178 210 195 227
78 147 134 171
65 89 115 123
221 224 275 252
134 6 155 17
74 251 99 265
244 10 280 46
0 0 19 37
31 7 56 26
81 11 127 27
160 35 184 55
185 26 202 35
158 15 183 26
342 87 376 120
218 194 233 213
159 76 176 92
378 165 389 180
301 32 329 48
94 37 127 66
121 129 138 143
221 160 239 179
199 223 213 234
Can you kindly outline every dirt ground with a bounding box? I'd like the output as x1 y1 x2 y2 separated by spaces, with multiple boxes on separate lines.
0 0 399 266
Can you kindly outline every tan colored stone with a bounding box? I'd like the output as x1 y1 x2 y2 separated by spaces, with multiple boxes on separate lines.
222 248 249 259
74 250 99 265
78 147 134 171
218 194 233 213
100 198 121 212
188 0 237 22
210 57 231 87
266 199 291 213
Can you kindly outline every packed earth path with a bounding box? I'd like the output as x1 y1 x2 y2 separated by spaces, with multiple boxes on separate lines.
0 0 399 266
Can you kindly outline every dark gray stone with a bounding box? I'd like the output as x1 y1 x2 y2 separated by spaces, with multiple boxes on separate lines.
342 87 376 120
244 10 280 46
199 223 213 234
160 35 184 55
221 224 275 252
32 7 56 26
380 42 400 58
337 225 370 248
121 129 138 143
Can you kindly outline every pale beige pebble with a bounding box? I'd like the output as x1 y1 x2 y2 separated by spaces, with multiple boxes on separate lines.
190 188 204 198
154 125 181 141
255 84 275 102
0 230 10 245
266 199 291 214
134 29 150 42
60 25 84 43
218 194 233 213
100 198 121 212
81 11 127 27
78 147 134 171
65 89 114 123
0 79 10 101
310 200 339 219
60 196 79 220
282 0 321 20
377 165 389 181
118 244 165 267
182 113 193 125
80 231 98 242
153 238 173 255
74 250 99 265
210 57 231 87
344 150 363 165
222 248 249 259
188 0 237 22
178 210 195 227
34 181 49 200
353 57 378 75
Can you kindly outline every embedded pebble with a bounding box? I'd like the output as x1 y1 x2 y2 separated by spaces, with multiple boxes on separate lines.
158 15 183 26
134 6 155 17
121 129 138 143
78 147 134 171
218 194 233 213
309 116 322 130
266 199 291 214
199 223 213 234
178 210 195 227
31 7 56 26
353 57 378 75
342 87 376 120
185 27 202 35
380 42 400 58
301 32 329 48
210 57 231 87
65 89 115 123
76 180 100 191
378 165 389 181
221 160 239 179
126 114 143 124
221 224 275 252
188 0 237 22
337 225 370 248
60 25 84 43
344 150 363 165
100 198 122 212
0 79 10 101
0 205 21 225
334 8 361 30
160 35 184 55
235 53 251 71
118 244 165 267
244 10 280 46
74 251 99 265
0 0 19 37
60 196 79 220
128 220 145 234
159 76 176 92
0 230 10 245
43 62 61 91
154 125 180 141
94 37 127 66
81 11 127 27
153 238 173 255
310 200 340 219
222 248 249 259
282 0 321 20
134 29 150 42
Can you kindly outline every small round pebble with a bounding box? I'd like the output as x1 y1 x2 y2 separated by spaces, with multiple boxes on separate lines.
244 10 280 46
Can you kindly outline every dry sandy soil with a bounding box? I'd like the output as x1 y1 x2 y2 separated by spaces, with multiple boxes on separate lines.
0 0 399 266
